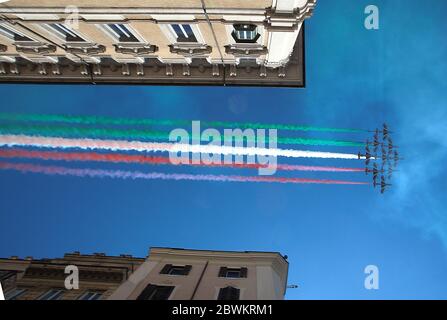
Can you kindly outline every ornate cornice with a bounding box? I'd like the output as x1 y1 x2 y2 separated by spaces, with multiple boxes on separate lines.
265 0 317 31
23 266 125 283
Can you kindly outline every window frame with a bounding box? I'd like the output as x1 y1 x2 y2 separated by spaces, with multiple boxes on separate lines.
41 23 88 43
218 267 248 279
0 23 36 42
136 284 175 300
38 288 64 300
160 23 205 45
168 266 188 276
160 264 192 276
217 286 240 300
5 288 27 300
231 24 261 44
169 24 198 43
98 23 145 43
225 268 242 278
77 290 103 300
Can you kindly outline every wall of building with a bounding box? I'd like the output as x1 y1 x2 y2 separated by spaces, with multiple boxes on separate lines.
109 248 289 300
0 0 316 86
0 252 145 300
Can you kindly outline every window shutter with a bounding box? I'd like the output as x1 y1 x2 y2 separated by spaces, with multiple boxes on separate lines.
218 286 240 300
218 267 227 277
240 267 248 278
229 287 240 300
183 265 192 275
153 286 174 300
217 287 227 300
136 284 157 300
160 264 172 274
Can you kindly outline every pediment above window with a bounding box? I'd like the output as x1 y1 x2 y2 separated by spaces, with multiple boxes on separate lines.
169 43 212 57
114 43 158 56
64 43 106 55
15 42 56 55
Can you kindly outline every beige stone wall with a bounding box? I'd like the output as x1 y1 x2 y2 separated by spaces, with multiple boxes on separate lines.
0 1 315 86
110 248 288 300
0 0 276 64
2 1 271 9
0 254 145 300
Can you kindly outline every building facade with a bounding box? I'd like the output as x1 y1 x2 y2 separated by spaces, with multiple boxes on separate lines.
0 251 145 300
109 247 289 300
0 247 289 300
0 0 316 86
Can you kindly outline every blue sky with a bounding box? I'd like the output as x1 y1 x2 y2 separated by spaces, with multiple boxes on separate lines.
1 0 447 299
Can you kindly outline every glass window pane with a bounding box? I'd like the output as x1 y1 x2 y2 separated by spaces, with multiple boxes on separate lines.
108 24 139 42
49 23 85 42
171 24 197 42
39 289 63 300
0 25 33 41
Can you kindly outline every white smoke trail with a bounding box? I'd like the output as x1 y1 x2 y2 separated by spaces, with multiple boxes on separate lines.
0 134 365 160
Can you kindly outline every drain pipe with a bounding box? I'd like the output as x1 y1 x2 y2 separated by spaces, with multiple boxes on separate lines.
190 261 209 300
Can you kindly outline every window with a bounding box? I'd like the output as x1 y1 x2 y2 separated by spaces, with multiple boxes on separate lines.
137 284 174 300
160 264 192 276
232 24 260 43
5 288 26 300
0 24 33 41
105 24 139 42
38 289 64 300
0 270 16 281
77 291 103 300
171 24 197 43
218 286 240 300
47 23 85 42
218 267 248 278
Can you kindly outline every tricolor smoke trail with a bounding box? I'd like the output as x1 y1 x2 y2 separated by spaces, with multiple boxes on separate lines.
0 161 369 185
0 148 364 173
0 124 364 147
0 134 367 160
0 113 366 133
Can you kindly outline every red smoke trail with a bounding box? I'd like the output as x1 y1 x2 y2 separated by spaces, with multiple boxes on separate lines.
0 148 364 173
0 161 369 185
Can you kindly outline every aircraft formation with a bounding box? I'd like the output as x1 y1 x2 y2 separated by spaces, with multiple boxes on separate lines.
358 124 402 193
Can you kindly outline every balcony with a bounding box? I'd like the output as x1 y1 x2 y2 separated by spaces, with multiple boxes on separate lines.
225 44 268 57
114 43 158 56
14 42 56 55
64 43 106 55
169 43 212 57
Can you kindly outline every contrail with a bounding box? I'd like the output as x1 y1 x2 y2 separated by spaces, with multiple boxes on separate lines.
0 161 369 185
0 134 366 160
0 113 366 133
0 148 364 172
0 124 364 147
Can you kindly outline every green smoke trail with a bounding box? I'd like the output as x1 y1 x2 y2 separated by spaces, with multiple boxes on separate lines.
0 124 364 147
0 113 366 133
